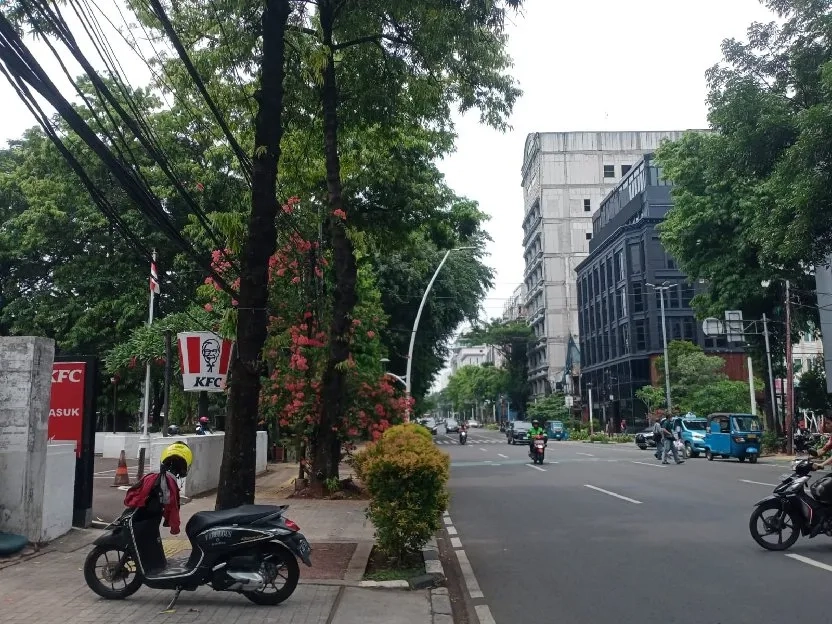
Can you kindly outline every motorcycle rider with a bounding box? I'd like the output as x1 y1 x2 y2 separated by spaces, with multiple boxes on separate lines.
459 420 469 444
528 419 547 457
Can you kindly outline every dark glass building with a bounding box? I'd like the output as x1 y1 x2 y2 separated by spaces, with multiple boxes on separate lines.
575 154 741 428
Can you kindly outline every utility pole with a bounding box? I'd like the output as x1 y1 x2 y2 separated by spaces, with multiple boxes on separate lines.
161 330 172 436
785 280 794 455
647 282 675 414
588 382 594 435
762 313 778 432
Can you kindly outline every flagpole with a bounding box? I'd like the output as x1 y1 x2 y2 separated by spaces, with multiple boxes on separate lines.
138 250 157 472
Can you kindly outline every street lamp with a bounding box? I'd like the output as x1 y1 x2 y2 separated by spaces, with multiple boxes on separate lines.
380 358 407 388
646 281 676 415
762 278 794 454
404 246 476 422
587 382 594 435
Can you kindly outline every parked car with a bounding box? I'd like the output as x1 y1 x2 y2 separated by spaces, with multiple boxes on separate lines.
635 427 658 450
466 419 481 428
545 420 569 441
445 418 460 433
420 417 438 435
672 415 708 458
506 421 532 445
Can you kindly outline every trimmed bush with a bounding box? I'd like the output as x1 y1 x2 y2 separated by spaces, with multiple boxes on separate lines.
355 423 450 561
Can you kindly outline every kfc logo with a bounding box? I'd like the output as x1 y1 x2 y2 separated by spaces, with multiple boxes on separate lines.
52 368 83 383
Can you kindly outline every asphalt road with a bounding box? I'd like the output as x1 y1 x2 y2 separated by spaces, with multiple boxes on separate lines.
439 428 832 624
92 456 149 522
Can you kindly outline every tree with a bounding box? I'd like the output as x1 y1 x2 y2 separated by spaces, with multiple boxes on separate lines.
527 394 570 423
464 319 534 416
687 380 754 417
635 385 666 419
445 364 508 412
798 358 830 413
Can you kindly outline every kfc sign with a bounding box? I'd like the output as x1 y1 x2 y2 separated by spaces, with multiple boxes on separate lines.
177 332 233 393
49 362 87 456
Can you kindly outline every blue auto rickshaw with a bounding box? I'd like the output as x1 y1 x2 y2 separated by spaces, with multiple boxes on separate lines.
703 413 762 463
546 420 569 441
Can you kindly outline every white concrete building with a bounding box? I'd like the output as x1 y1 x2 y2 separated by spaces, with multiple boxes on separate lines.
520 130 691 397
502 284 527 321
449 341 502 373
794 329 824 380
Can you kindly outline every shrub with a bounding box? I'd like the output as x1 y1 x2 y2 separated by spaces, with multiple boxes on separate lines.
762 430 780 454
570 429 588 441
588 433 609 443
354 423 450 561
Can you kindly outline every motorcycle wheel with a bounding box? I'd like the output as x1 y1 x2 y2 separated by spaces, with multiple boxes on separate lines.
244 543 300 605
749 502 800 551
705 449 714 461
749 454 758 464
83 545 144 600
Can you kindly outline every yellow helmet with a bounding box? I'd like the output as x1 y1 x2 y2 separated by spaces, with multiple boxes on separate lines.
160 441 192 477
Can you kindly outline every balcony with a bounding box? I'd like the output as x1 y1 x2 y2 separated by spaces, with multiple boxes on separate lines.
523 250 543 279
522 215 542 246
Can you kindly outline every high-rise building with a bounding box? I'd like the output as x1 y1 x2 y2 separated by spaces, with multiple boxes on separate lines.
521 130 691 397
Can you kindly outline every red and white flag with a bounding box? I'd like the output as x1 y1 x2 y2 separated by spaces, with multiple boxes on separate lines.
150 261 160 295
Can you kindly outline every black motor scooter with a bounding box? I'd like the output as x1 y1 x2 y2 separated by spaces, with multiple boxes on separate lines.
83 467 312 609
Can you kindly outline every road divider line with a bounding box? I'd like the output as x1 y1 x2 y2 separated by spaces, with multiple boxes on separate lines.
525 463 547 472
447 525 458 535
455 548 484 599
475 605 497 624
631 461 666 468
443 516 453 526
450 536 462 548
497 453 508 458
584 484 642 504
740 479 777 487
577 452 594 457
480 447 488 452
786 553 832 573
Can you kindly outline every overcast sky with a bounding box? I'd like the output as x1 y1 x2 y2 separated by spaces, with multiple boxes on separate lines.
0 0 777 390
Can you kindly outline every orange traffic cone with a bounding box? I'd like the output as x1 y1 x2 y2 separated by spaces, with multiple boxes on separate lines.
112 450 130 487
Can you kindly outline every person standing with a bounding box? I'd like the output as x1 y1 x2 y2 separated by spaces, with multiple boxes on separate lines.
653 417 664 460
662 416 684 464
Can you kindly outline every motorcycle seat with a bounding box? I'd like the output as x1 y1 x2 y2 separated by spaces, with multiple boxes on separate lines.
186 504 284 538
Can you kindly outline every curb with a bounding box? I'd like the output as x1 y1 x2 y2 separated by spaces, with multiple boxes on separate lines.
356 533 447 591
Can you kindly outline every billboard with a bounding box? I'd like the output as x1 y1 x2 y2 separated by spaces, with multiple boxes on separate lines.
48 361 87 457
177 332 233 392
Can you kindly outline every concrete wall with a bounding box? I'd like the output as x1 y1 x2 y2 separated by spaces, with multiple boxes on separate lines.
41 443 76 542
0 337 54 542
149 431 268 498
95 432 164 459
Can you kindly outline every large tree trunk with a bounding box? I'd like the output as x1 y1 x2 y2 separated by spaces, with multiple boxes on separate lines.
312 2 357 484
216 0 290 510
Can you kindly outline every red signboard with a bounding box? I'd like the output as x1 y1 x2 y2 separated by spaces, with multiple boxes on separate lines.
48 362 87 457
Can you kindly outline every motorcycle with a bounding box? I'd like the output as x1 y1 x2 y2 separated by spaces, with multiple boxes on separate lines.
83 467 312 609
749 452 832 551
529 434 547 465
459 429 467 445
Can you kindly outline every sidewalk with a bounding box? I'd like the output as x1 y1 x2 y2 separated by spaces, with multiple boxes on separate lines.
0 462 442 624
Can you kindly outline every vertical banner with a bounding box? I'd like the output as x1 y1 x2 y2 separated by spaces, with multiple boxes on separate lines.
177 332 233 392
49 362 87 456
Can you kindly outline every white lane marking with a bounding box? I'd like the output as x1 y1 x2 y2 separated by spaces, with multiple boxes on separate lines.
786 553 832 573
447 525 458 535
475 605 497 624
450 536 462 548
497 453 508 459
740 479 777 487
584 484 642 504
443 516 453 526
480 447 488 452
455 548 484 599
526 463 547 472
443 510 450 518
577 452 594 457
632 461 666 468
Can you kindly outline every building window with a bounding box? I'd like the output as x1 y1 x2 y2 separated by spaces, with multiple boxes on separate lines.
621 164 631 176
683 317 695 340
669 285 680 309
632 282 644 313
603 164 615 178
793 358 804 374
635 320 647 351
628 243 642 274
586 232 593 240
666 254 676 270
584 199 591 212
681 283 695 308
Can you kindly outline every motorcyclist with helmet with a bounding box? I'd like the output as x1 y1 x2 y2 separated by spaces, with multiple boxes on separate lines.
528 419 547 458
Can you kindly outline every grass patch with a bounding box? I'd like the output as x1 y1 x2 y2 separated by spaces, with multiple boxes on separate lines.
363 545 424 581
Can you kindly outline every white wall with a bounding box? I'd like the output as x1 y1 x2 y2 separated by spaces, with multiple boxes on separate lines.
149 431 268 498
95 432 164 459
41 443 76 542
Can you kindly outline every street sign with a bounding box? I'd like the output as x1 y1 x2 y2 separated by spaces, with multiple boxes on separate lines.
565 396 573 408
702 318 723 337
725 310 744 342
49 362 87 457
177 332 233 392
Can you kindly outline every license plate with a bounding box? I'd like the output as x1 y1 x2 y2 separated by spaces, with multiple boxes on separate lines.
747 434 757 440
297 536 311 556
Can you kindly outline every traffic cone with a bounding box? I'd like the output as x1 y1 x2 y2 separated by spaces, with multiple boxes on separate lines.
113 450 130 487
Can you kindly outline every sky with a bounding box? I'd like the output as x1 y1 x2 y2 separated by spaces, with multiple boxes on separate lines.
0 0 777 390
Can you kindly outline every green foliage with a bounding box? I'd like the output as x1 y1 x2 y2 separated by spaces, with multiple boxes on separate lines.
355 424 450 561
798 358 831 413
686 380 753 417
445 364 508 409
464 319 534 415
635 385 666 416
569 429 589 441
762 430 781 454
527 393 569 422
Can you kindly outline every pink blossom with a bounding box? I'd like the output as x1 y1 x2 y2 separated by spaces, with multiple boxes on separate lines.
204 303 213 312
367 330 376 339
291 276 301 284
332 208 346 220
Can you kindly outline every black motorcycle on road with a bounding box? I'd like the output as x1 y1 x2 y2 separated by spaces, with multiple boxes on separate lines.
84 470 312 609
749 452 832 551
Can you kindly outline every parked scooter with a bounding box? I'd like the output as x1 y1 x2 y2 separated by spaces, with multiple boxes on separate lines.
529 434 547 464
83 465 311 609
